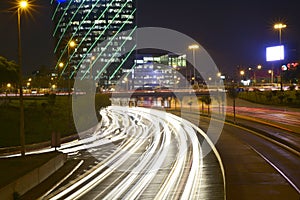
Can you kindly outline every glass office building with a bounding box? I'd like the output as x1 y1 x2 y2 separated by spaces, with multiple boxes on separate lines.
51 0 136 86
119 54 187 90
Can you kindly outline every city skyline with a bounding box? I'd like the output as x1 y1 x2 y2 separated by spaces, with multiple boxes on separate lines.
0 0 299 76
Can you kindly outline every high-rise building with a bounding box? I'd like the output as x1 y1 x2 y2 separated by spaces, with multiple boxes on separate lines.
121 54 187 90
51 0 136 87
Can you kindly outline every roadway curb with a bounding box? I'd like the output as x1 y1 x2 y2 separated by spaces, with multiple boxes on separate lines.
224 116 300 154
0 153 67 200
0 134 79 156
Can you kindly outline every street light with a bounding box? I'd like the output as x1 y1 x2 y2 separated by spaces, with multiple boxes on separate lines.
67 40 76 132
59 62 64 68
69 40 76 49
274 23 287 44
67 40 76 96
188 44 199 85
7 83 11 95
90 56 95 80
19 0 28 8
253 65 262 84
268 69 274 83
257 64 262 70
17 0 29 156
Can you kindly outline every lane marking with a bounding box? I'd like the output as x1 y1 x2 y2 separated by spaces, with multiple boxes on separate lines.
40 160 84 199
250 146 300 194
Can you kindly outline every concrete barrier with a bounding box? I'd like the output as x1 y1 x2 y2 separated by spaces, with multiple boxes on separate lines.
0 153 66 200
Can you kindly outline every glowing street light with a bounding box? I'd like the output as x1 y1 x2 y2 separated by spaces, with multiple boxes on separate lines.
257 64 262 70
240 70 245 76
90 56 96 80
67 40 76 131
188 44 199 85
19 0 28 8
67 40 76 96
274 23 287 44
17 0 30 156
69 40 76 48
6 83 12 97
268 69 274 83
59 62 64 68
253 65 262 84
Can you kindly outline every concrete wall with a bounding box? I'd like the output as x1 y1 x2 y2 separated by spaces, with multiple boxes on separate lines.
0 153 66 200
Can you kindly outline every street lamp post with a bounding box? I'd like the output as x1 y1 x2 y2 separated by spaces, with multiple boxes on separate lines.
188 44 199 86
251 65 262 85
90 56 95 80
67 40 76 96
268 70 274 84
240 70 245 84
17 0 29 156
274 23 287 91
274 23 287 44
67 40 76 132
56 62 64 91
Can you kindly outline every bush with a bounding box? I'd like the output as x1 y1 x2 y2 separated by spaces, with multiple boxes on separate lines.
287 97 293 104
265 91 273 102
289 85 296 91
239 90 300 107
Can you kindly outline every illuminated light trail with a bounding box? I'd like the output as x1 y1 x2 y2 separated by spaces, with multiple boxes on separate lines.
40 106 224 199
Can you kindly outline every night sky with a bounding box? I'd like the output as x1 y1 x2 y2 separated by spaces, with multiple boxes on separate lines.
0 0 299 75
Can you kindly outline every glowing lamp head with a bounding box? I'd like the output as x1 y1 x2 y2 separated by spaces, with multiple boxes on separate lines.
19 1 28 9
274 23 287 29
69 41 76 48
257 65 262 70
188 44 199 50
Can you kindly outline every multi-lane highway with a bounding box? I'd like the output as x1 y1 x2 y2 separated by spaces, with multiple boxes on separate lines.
12 103 300 200
171 109 300 199
40 106 225 200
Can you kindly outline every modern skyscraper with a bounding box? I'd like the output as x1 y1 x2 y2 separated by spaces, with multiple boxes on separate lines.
51 0 136 87
131 54 187 89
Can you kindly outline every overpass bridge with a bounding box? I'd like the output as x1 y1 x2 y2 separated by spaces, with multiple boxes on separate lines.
107 88 225 108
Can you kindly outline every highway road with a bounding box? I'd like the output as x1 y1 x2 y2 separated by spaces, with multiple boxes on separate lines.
40 106 225 200
14 102 300 200
225 97 300 132
171 110 300 199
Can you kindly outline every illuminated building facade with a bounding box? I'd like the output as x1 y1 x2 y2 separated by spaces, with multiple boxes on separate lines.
51 0 136 86
121 54 187 89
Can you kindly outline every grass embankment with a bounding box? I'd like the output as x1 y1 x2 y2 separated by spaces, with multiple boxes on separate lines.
0 94 111 147
239 90 300 107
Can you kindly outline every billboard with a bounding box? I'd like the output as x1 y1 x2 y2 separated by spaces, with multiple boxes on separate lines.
266 45 285 62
